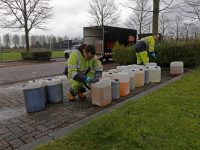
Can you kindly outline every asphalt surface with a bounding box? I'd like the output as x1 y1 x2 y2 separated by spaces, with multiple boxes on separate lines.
0 58 191 150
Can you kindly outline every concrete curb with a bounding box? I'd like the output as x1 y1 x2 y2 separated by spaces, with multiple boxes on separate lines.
16 70 192 150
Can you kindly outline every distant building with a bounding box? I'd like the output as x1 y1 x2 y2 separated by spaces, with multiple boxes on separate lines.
53 40 83 50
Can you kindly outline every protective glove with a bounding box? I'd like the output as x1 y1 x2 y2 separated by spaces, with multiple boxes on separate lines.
86 77 99 83
150 52 156 58
95 71 102 79
95 74 102 79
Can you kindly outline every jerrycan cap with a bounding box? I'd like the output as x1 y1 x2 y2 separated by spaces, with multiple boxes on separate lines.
47 78 52 81
33 79 37 82
114 79 119 81
146 67 149 69
155 66 158 68
23 85 28 87
139 69 143 71
131 70 135 71
109 73 112 74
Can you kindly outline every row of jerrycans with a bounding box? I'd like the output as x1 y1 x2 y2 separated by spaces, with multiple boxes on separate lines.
23 78 63 113
91 63 161 107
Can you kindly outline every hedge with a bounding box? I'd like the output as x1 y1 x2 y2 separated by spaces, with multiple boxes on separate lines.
21 51 52 61
112 41 200 67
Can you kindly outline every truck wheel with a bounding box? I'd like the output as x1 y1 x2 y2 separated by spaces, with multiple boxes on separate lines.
65 53 69 59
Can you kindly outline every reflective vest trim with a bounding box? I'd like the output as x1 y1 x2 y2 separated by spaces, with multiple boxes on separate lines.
94 64 103 71
68 65 77 69
75 50 81 69
149 50 154 52
71 72 78 79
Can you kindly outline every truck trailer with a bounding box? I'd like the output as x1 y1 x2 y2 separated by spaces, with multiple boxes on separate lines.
83 26 137 61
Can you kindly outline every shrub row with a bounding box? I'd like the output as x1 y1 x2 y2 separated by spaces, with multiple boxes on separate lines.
112 41 200 67
21 51 52 60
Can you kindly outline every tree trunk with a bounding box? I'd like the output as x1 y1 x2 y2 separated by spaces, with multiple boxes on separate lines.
23 0 29 51
25 28 29 51
152 0 160 34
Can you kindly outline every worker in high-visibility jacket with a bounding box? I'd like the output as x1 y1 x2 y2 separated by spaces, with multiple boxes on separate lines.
64 44 103 101
135 33 160 65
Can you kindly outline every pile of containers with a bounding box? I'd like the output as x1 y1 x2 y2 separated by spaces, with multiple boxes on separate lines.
23 78 63 113
91 63 162 107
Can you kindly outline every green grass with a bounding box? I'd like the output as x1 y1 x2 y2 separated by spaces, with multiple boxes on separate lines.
0 51 64 60
33 67 200 150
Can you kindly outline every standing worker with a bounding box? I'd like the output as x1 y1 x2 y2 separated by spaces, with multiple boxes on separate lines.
64 44 103 101
135 33 160 65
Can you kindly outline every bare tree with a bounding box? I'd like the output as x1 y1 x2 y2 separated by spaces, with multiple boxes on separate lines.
87 0 121 26
57 36 63 42
20 35 26 48
51 36 57 45
12 34 20 48
124 0 152 34
159 13 171 37
191 24 200 40
3 34 11 48
181 0 200 21
0 0 54 51
172 15 184 41
182 23 195 41
63 35 69 41
122 0 181 34
30 35 37 48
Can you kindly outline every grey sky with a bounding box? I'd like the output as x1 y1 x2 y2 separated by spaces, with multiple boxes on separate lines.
0 0 132 39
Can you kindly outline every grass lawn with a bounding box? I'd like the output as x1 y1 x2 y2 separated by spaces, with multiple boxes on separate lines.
33 67 200 150
0 51 64 60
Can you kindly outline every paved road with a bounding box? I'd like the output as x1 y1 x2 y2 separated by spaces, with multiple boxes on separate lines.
0 58 120 150
0 58 191 150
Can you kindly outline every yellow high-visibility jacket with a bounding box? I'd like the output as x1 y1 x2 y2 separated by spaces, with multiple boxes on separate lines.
66 50 103 83
139 36 155 53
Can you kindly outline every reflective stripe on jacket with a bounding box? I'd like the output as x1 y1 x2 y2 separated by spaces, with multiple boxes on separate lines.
67 50 103 80
139 36 155 53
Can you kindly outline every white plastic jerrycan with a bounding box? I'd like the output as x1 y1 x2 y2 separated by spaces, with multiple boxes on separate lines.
91 78 112 106
149 66 161 83
132 68 145 87
170 61 184 75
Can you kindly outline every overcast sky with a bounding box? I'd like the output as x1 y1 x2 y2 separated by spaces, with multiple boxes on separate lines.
0 0 133 39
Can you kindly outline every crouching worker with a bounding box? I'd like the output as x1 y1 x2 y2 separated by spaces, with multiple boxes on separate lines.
63 44 103 101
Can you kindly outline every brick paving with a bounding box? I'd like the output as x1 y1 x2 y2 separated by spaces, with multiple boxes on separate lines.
0 59 121 150
0 58 186 150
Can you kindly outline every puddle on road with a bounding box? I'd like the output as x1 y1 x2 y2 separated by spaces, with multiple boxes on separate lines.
0 108 26 121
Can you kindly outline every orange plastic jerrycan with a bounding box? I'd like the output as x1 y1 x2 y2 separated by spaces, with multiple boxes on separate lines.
113 72 130 96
